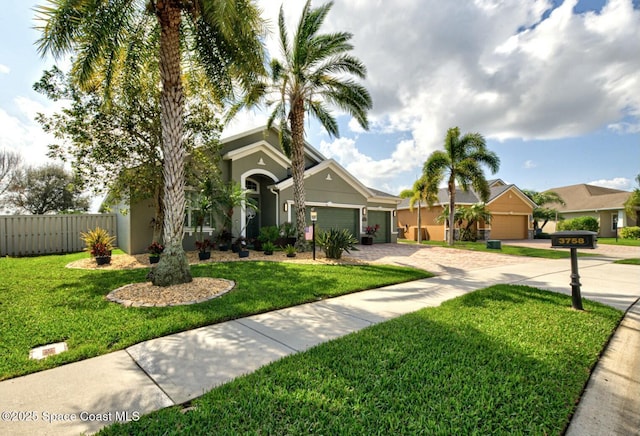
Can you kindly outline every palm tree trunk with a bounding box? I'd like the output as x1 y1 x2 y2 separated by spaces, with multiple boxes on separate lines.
149 1 192 286
290 100 307 251
153 181 164 244
417 200 422 244
448 179 455 246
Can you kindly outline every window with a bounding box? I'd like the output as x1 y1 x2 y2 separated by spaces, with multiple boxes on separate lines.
184 190 215 231
612 213 619 231
245 178 259 194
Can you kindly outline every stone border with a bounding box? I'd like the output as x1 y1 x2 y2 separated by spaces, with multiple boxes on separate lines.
106 278 236 307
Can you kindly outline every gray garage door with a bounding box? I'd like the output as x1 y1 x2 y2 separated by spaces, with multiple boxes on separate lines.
367 210 390 243
296 207 359 238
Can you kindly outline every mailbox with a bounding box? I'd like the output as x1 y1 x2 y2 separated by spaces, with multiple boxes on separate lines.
550 231 597 249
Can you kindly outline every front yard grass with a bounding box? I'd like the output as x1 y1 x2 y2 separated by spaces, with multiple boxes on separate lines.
100 285 622 435
598 237 640 247
614 258 640 265
0 252 431 380
400 239 591 259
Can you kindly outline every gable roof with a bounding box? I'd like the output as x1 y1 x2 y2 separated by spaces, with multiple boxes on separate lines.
398 183 536 209
273 159 399 203
221 126 326 165
546 184 631 212
222 126 398 202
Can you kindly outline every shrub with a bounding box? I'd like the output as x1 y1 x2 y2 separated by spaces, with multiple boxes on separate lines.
557 216 599 233
258 226 280 243
620 226 640 239
262 241 276 254
80 227 115 257
316 228 359 259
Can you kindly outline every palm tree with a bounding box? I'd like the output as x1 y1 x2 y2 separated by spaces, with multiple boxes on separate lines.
267 0 372 250
459 203 492 241
35 0 266 286
424 127 500 245
399 176 437 244
522 189 565 232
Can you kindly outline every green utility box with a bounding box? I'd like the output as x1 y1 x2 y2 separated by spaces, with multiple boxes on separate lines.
486 240 501 249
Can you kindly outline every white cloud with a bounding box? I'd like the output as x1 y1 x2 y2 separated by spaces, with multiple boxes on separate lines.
288 0 639 182
0 96 65 168
588 177 633 191
523 160 537 169
0 64 9 74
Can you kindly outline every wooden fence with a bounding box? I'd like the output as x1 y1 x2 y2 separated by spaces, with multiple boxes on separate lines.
0 214 117 257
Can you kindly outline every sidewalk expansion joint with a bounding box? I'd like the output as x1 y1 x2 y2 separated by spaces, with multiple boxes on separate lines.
232 319 301 352
125 348 178 405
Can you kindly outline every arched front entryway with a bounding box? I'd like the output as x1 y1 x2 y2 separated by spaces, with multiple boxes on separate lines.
240 170 279 239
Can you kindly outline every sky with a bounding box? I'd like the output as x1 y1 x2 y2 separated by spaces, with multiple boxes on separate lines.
1 0 639 208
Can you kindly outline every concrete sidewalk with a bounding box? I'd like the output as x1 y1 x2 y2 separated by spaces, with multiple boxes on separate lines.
0 257 638 435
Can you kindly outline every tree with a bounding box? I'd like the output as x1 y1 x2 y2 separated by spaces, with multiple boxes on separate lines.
6 163 89 214
34 66 223 244
423 127 500 245
399 176 437 244
267 0 372 250
0 149 22 208
459 203 492 241
523 189 565 231
624 174 640 224
36 0 266 286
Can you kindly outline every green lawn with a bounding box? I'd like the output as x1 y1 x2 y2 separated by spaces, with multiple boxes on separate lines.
100 285 622 435
598 237 640 247
614 258 640 265
399 239 592 259
0 252 431 380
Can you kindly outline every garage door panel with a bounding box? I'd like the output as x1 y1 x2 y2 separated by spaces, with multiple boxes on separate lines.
296 207 359 238
491 215 527 239
367 210 390 243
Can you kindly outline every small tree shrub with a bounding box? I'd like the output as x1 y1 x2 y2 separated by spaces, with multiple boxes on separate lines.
557 216 599 233
620 226 640 239
316 228 359 259
258 226 280 243
80 227 116 257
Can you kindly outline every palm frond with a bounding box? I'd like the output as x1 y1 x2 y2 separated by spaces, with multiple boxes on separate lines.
308 101 339 138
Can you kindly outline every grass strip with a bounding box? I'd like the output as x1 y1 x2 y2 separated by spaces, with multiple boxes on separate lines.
100 285 622 435
400 239 594 258
0 253 430 380
613 258 640 265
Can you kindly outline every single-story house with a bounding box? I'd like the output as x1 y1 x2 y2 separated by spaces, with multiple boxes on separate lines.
397 179 536 241
541 184 637 237
116 126 400 254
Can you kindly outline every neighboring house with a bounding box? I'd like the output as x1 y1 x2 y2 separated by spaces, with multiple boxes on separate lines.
542 184 636 237
397 179 536 241
116 126 400 254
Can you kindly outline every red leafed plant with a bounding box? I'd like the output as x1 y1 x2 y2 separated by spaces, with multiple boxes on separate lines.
365 224 380 236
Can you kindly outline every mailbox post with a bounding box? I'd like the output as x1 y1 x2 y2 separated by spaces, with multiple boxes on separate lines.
310 208 318 260
550 231 598 310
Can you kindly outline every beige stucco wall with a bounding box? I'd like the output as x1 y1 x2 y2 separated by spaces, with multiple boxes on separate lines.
397 206 445 241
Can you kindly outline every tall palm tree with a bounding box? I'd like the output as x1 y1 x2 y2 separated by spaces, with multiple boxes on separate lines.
400 176 436 244
267 0 372 250
424 127 500 245
35 0 266 286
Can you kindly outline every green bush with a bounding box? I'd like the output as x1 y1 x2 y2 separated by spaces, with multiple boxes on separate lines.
316 228 359 259
557 216 599 233
258 226 280 243
620 226 640 239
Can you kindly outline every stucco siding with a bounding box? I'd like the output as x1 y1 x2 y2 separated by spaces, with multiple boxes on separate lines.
489 189 532 214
